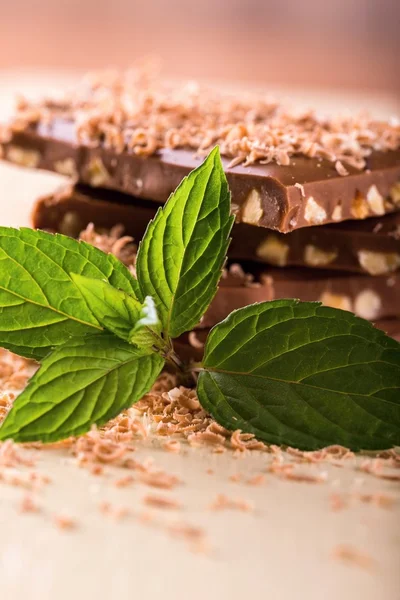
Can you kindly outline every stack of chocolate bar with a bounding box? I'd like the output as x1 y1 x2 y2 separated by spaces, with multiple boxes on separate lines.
1 70 399 355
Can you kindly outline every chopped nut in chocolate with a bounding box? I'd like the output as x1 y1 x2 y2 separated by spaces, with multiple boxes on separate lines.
32 183 400 276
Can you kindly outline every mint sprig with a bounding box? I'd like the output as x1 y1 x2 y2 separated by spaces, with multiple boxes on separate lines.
0 148 399 450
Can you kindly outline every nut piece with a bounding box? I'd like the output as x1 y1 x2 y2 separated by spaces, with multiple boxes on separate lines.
358 250 400 276
351 193 369 219
354 289 381 320
54 158 78 178
85 157 110 187
366 185 385 215
135 178 143 191
59 212 83 237
256 235 289 266
241 189 264 225
320 292 352 312
188 331 205 349
304 197 327 225
389 182 400 206
331 204 342 222
230 202 240 218
6 145 40 168
304 245 338 267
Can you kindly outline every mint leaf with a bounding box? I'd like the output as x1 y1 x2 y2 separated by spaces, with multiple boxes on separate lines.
71 274 141 340
0 333 164 443
0 292 93 360
197 300 400 451
72 274 162 348
0 227 140 360
136 147 234 339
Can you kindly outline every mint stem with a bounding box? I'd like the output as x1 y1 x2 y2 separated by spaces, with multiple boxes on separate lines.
166 349 185 372
164 347 197 386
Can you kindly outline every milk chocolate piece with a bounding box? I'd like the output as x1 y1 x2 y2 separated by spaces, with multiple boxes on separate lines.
4 122 400 233
32 184 399 321
260 268 399 321
251 214 400 275
174 330 208 363
375 319 400 342
32 183 400 275
32 183 159 238
200 266 400 325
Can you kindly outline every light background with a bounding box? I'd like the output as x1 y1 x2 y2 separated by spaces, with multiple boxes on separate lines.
0 0 399 94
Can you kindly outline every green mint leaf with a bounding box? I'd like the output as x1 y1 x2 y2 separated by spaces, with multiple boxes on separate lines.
71 275 162 349
0 333 164 443
136 147 234 339
71 274 142 341
129 296 162 348
197 300 400 451
0 227 140 360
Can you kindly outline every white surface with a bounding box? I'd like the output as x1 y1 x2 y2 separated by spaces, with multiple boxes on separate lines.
0 74 399 600
1 443 400 600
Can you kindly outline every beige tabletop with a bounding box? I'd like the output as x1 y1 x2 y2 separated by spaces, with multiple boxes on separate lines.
0 74 399 600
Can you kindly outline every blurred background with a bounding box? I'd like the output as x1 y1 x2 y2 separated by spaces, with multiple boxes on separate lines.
0 0 399 97
0 1 399 229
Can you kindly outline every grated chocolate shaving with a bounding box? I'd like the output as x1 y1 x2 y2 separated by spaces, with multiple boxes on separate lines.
136 381 266 452
246 474 266 486
335 160 349 177
209 493 254 512
161 439 181 453
332 544 376 571
7 64 400 171
113 475 134 488
79 223 137 273
99 502 130 521
0 439 35 468
359 458 400 481
0 392 14 425
139 470 180 490
0 349 37 398
18 494 41 514
54 514 78 531
142 494 182 510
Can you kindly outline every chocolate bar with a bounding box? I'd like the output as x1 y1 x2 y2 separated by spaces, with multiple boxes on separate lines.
2 70 400 233
199 266 400 326
32 184 400 276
